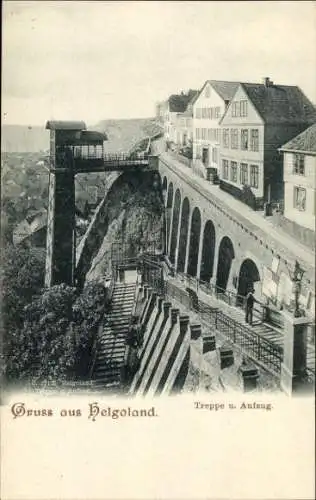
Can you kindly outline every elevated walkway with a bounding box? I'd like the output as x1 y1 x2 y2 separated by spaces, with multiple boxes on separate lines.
157 148 315 275
168 274 315 380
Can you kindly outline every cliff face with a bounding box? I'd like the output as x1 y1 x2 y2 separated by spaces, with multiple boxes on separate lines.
86 178 164 282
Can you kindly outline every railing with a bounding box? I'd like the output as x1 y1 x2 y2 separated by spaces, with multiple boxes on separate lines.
88 272 114 379
214 310 283 375
176 271 267 323
167 149 192 168
105 245 284 376
88 334 99 379
164 280 283 376
103 153 149 166
305 366 315 384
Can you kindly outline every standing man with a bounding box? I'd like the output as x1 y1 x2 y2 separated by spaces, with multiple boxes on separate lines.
245 288 255 326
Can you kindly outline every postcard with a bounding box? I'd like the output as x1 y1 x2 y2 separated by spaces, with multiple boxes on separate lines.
1 1 315 499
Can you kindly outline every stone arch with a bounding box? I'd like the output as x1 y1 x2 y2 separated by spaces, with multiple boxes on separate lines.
187 207 202 277
216 236 235 291
169 189 181 264
177 197 190 272
166 182 174 252
237 258 261 301
200 220 216 283
162 176 168 194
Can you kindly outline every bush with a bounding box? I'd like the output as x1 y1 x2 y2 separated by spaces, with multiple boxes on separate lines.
2 274 109 388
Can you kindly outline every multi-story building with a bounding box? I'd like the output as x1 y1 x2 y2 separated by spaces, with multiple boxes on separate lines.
175 101 195 147
156 90 198 144
280 123 316 231
219 77 316 207
191 80 239 172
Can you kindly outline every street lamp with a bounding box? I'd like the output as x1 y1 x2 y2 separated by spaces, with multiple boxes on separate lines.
288 260 305 318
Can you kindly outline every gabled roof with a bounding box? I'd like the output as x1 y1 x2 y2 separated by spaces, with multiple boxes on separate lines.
168 90 199 112
13 210 47 245
210 80 240 101
190 80 240 106
241 83 316 125
280 123 316 154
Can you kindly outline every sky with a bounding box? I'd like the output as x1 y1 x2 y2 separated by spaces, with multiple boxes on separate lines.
2 0 316 126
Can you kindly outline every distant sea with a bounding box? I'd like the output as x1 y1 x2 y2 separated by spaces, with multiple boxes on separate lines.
1 118 161 154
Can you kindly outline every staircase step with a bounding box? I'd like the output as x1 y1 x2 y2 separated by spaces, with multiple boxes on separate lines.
112 293 134 298
94 377 121 384
97 351 126 359
100 331 127 337
94 367 122 376
94 364 121 372
110 312 133 316
98 347 126 354
113 287 135 292
99 332 127 339
110 305 134 311
93 377 121 385
99 328 127 340
107 312 132 317
99 337 126 344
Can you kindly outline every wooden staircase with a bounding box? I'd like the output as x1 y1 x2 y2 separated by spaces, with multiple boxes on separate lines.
92 282 136 389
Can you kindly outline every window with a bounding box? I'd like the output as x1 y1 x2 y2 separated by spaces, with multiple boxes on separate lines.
250 129 259 151
241 129 248 150
202 128 207 140
212 147 218 164
196 108 201 119
250 165 259 188
205 85 210 98
222 159 229 179
230 161 238 182
240 163 248 184
196 128 200 140
293 187 306 211
232 101 240 117
230 129 239 149
223 129 229 148
240 100 248 117
293 154 305 175
215 107 221 119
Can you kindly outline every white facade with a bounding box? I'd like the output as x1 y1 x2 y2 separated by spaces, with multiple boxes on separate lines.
192 83 226 170
219 84 265 199
174 102 194 146
283 152 316 230
156 101 172 139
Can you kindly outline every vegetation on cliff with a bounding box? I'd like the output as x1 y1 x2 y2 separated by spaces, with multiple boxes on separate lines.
1 172 164 389
2 278 108 388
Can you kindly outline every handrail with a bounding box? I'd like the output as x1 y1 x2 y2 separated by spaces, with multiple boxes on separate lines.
164 278 283 376
177 271 267 322
88 272 115 379
88 333 99 379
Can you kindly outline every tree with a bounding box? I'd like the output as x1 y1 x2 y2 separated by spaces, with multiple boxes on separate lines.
2 278 109 388
1 245 45 331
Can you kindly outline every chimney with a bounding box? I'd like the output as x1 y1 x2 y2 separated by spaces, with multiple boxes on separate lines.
263 77 274 87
